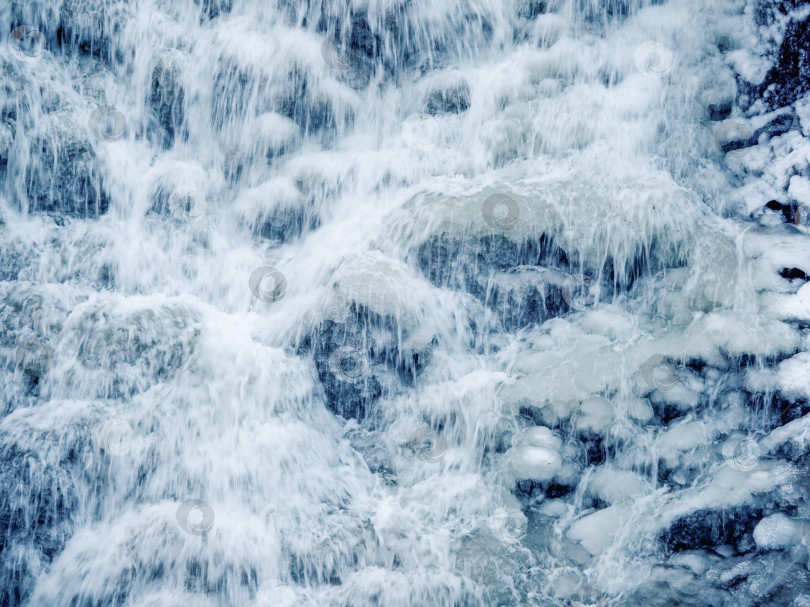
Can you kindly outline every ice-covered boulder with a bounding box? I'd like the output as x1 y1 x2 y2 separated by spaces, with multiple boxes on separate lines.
752 513 804 550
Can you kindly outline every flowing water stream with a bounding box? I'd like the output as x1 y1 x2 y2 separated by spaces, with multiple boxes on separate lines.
2 0 810 605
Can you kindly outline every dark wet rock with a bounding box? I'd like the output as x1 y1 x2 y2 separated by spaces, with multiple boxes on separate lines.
314 5 493 79
707 100 733 122
517 0 547 20
59 303 200 400
0 444 78 607
0 238 28 282
1 285 72 403
486 267 570 332
649 399 683 425
765 199 802 225
298 308 432 421
58 0 130 63
550 0 638 27
416 231 654 331
701 70 737 122
276 75 354 136
417 234 559 299
753 109 798 140
211 60 353 139
424 81 471 115
0 122 12 174
17 115 110 218
761 14 810 109
660 506 762 553
149 53 186 150
257 205 320 245
345 12 381 62
753 0 804 29
580 433 607 466
196 0 232 21
780 267 809 281
514 478 574 503
718 127 757 155
773 393 810 427
417 233 583 330
231 178 319 245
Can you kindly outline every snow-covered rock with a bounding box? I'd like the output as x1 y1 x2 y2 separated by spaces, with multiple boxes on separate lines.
752 513 804 550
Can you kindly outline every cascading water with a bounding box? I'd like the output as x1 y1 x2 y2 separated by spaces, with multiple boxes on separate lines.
2 0 810 604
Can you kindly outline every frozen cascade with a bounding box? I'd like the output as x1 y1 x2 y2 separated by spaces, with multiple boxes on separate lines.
1 0 810 605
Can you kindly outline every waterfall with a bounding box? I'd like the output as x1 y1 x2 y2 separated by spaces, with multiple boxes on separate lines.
2 0 809 605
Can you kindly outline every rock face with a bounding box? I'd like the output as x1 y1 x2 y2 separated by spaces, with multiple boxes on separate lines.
417 233 579 331
22 120 110 217
149 54 185 150
517 0 547 21
0 62 110 218
298 311 430 421
762 14 810 109
424 81 471 115
660 507 761 553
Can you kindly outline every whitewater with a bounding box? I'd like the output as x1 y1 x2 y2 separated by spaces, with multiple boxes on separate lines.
1 0 810 605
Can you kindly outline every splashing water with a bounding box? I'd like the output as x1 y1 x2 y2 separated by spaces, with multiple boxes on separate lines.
2 0 810 605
